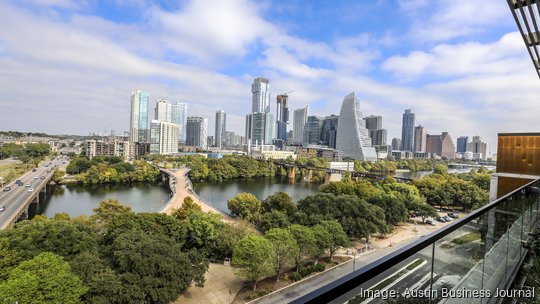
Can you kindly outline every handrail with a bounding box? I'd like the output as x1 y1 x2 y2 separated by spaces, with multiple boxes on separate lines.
290 178 540 304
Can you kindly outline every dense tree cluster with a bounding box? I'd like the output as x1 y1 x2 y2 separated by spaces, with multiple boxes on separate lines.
0 142 51 162
0 200 209 304
65 156 159 184
354 159 448 173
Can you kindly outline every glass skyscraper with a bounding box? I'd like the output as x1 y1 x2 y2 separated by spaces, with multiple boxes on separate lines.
215 110 226 148
130 90 149 144
400 109 415 151
246 77 273 145
251 77 270 113
293 105 309 145
336 92 377 161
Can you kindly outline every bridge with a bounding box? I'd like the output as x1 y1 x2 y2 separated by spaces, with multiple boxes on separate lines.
0 157 63 229
448 162 497 169
274 161 413 183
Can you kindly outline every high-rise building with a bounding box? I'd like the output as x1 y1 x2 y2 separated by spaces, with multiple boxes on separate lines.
457 136 469 153
467 136 489 160
414 125 427 152
400 109 415 151
321 115 339 149
336 92 377 161
370 129 387 147
186 117 208 148
129 90 149 144
172 103 187 144
276 94 289 145
293 105 309 145
426 132 455 159
365 115 382 130
303 116 324 146
251 77 270 113
155 99 172 122
391 138 401 151
207 136 214 147
150 120 179 155
85 139 132 160
215 110 226 148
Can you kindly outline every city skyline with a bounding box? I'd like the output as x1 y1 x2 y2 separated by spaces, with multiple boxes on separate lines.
0 1 539 150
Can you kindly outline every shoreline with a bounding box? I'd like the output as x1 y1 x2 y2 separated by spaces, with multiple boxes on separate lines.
159 167 235 223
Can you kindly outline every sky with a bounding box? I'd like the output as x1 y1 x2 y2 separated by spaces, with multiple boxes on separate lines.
0 0 539 153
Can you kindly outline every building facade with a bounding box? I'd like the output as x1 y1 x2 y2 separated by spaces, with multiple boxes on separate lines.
186 117 208 148
85 139 132 159
336 92 377 161
467 136 488 160
364 115 382 130
426 132 455 159
400 109 415 151
246 112 274 145
215 110 226 148
321 115 339 149
303 116 324 146
129 90 149 144
276 94 289 146
414 125 427 152
391 138 401 151
293 105 309 145
251 77 270 113
457 136 468 153
150 120 179 155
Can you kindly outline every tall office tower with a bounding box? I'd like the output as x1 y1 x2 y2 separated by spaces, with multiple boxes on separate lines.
457 136 469 153
400 109 415 151
336 92 377 161
414 125 427 152
171 103 187 144
391 138 401 151
303 116 324 146
364 115 382 130
370 129 387 147
207 136 214 147
129 90 149 144
322 115 339 149
246 112 274 145
276 94 289 145
215 110 226 149
186 117 208 148
155 99 172 122
150 120 179 155
293 105 309 145
251 77 270 113
426 132 456 159
467 136 489 160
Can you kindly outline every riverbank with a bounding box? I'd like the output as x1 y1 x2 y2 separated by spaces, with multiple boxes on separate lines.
159 167 235 223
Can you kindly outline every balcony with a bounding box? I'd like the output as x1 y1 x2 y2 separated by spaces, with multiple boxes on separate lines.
291 179 540 304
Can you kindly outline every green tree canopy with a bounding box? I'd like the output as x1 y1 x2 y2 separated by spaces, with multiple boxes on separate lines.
265 228 298 282
232 235 275 290
262 191 296 216
287 224 317 271
227 192 262 223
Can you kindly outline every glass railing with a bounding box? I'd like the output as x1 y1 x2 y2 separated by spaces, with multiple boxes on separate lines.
291 180 540 304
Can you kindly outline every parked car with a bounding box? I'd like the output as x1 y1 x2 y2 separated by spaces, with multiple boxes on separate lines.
426 219 436 226
0 206 5 212
3 186 11 192
443 216 453 222
436 216 446 222
448 212 459 219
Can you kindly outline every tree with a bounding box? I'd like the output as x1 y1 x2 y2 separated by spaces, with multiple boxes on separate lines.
0 237 21 281
369 195 409 226
91 199 132 224
409 200 438 223
262 192 296 216
319 221 349 261
232 235 275 290
260 210 291 232
0 252 87 304
227 193 262 223
265 228 298 282
311 224 332 264
171 196 202 220
183 212 223 251
287 224 317 271
210 221 256 260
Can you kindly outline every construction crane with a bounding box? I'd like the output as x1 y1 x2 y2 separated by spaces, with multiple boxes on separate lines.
280 90 294 96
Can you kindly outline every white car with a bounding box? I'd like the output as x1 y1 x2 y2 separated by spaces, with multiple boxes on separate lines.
28 188 34 192
25 184 31 187
0 206 5 212
33 176 39 179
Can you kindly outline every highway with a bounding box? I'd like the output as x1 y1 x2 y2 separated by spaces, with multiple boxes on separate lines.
0 156 68 229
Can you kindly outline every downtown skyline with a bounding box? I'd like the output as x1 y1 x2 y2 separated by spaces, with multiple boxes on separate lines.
0 1 539 151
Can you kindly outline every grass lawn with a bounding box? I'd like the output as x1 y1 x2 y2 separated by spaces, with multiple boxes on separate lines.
0 162 28 185
451 232 481 245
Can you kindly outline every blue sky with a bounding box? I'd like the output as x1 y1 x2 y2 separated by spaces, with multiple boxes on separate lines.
0 0 539 153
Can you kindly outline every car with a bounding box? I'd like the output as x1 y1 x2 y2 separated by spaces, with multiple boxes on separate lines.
448 212 459 219
27 188 34 192
25 183 31 187
40 176 45 179
436 216 446 222
426 219 436 226
0 206 5 212
443 216 453 222
33 176 39 179
32 168 37 172
3 186 11 192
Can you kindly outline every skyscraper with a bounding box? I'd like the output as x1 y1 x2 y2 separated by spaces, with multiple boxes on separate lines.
129 90 149 144
322 115 339 149
369 129 387 147
426 132 455 159
276 94 289 145
400 109 415 151
365 115 382 130
150 120 179 155
391 138 401 151
414 125 427 152
215 110 226 148
457 136 469 153
467 136 488 160
186 117 208 148
303 116 324 146
155 99 172 122
246 77 273 145
336 92 377 161
293 105 309 145
251 77 270 113
171 103 187 144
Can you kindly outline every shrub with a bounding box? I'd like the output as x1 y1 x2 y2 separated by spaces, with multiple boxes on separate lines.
290 272 302 282
313 263 326 272
299 267 313 277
